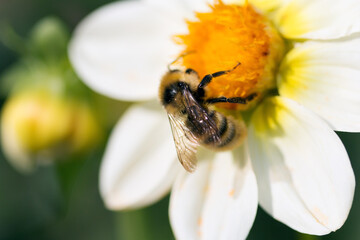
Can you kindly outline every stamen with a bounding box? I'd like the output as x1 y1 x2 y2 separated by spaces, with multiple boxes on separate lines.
175 0 284 110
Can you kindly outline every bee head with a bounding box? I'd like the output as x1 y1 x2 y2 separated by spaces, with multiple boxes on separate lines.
162 82 179 105
162 81 189 105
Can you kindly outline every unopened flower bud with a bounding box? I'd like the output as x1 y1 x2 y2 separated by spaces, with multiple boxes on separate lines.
1 90 103 172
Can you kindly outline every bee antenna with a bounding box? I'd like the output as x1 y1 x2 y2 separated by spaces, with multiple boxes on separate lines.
198 61 241 89
167 51 196 71
232 62 241 71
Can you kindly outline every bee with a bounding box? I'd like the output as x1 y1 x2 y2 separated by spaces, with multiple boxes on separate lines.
159 63 257 172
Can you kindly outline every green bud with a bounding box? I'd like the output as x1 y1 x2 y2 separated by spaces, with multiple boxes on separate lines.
29 17 69 61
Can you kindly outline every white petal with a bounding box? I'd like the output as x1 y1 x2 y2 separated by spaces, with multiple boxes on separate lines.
274 0 360 39
249 97 355 235
181 0 212 13
100 101 181 209
170 147 258 240
278 37 360 132
146 0 211 14
69 1 185 101
224 0 286 12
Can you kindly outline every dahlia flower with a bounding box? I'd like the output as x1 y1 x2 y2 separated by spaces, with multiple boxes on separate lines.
69 0 360 238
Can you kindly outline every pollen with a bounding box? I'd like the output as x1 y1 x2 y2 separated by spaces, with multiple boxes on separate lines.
175 1 284 110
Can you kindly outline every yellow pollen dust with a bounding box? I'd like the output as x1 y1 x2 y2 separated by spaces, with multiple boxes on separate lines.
176 1 284 110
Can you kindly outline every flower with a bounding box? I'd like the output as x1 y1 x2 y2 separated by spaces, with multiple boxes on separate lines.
0 17 104 172
69 0 360 239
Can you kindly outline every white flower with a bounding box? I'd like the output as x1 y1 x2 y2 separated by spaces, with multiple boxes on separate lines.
69 0 360 239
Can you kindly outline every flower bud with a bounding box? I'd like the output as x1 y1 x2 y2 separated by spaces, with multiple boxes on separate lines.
1 90 103 172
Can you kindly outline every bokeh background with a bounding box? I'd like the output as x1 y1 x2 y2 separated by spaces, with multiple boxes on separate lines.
0 0 359 239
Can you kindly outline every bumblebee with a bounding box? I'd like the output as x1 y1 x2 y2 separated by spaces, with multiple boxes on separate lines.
159 63 256 172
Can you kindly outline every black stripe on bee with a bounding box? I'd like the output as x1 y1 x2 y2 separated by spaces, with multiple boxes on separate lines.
218 116 228 137
218 122 236 147
203 114 229 145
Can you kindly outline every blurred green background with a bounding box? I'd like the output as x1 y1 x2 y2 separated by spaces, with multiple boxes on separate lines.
0 0 359 240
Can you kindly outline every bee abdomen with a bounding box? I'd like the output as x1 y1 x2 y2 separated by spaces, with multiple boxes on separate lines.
218 113 228 137
203 112 246 151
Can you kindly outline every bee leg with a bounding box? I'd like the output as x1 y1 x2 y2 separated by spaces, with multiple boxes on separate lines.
185 68 206 101
227 93 257 103
206 93 257 104
198 62 241 89
205 96 228 104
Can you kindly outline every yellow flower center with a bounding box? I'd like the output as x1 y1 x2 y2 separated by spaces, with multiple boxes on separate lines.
175 0 284 110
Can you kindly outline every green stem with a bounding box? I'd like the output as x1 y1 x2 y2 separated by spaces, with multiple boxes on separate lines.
116 209 154 240
297 233 322 240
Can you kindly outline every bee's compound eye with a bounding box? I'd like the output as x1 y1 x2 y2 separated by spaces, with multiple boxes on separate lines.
163 86 177 104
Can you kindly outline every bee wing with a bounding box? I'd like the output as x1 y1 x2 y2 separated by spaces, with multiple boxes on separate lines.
168 114 199 172
182 88 221 143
